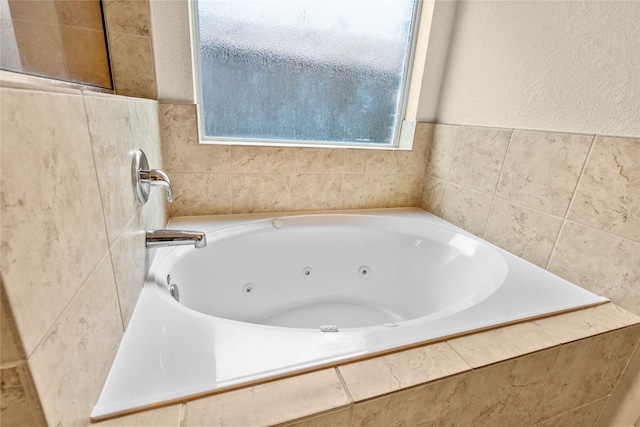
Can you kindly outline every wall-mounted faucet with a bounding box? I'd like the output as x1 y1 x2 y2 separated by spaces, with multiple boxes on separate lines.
146 229 207 249
131 150 207 249
132 149 172 204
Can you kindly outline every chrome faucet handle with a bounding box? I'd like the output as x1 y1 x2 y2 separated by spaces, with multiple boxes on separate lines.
140 169 173 203
132 149 173 205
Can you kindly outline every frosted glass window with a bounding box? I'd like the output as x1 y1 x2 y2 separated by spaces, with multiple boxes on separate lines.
195 0 418 146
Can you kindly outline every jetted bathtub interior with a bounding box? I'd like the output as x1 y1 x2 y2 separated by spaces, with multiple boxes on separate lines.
166 215 507 329
91 208 608 419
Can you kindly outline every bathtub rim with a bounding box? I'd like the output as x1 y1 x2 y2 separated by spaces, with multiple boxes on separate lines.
91 208 610 421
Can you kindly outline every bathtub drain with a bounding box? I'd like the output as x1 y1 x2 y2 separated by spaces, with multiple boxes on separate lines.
169 284 180 302
320 325 339 332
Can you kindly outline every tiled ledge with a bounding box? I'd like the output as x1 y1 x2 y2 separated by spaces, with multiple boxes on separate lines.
92 303 640 426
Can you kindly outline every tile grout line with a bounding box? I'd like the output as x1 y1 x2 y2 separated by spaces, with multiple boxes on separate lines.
415 125 434 209
79 92 127 331
433 125 462 217
25 252 113 361
544 134 598 271
178 402 187 427
334 367 355 404
482 128 515 238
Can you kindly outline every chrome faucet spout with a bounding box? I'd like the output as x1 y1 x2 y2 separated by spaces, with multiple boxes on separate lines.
146 229 207 249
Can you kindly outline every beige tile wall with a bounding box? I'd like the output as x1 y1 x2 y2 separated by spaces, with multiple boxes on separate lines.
420 123 640 424
0 84 167 425
159 103 432 217
421 124 640 316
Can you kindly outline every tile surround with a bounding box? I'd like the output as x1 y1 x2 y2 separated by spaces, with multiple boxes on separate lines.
183 369 351 426
425 124 459 180
457 347 560 426
102 0 156 99
28 256 123 426
484 199 563 268
568 136 640 241
448 321 559 368
596 339 640 427
548 221 640 314
418 122 640 425
439 183 493 237
338 342 472 402
86 304 640 426
351 373 471 427
496 130 593 216
421 124 640 316
1 83 167 426
449 125 511 194
1 88 109 356
159 103 434 216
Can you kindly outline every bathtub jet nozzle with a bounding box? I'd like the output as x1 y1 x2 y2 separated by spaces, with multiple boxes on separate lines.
145 229 207 249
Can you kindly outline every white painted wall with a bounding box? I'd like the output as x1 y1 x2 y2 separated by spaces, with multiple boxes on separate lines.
415 0 458 122
426 0 640 137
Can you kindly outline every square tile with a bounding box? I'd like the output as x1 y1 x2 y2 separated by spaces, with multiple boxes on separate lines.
533 305 628 344
84 95 145 245
29 256 123 426
484 199 563 268
419 176 447 216
231 146 292 173
103 0 151 36
160 103 231 173
548 222 640 314
449 126 512 194
343 149 396 174
183 369 350 426
534 325 640 423
289 173 342 211
439 183 493 237
448 321 558 368
425 124 459 180
457 347 559 426
1 88 109 355
340 174 389 210
290 148 345 173
170 172 232 216
352 373 470 427
568 136 640 241
386 174 423 208
109 32 156 99
231 173 291 213
595 341 640 427
338 342 471 402
496 130 592 216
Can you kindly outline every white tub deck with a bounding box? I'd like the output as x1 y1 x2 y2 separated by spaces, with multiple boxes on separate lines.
91 208 607 419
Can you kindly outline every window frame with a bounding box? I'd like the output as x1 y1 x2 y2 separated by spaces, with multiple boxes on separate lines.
189 0 423 150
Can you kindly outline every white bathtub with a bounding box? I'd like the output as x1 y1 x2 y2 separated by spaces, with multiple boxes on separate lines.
92 208 608 419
